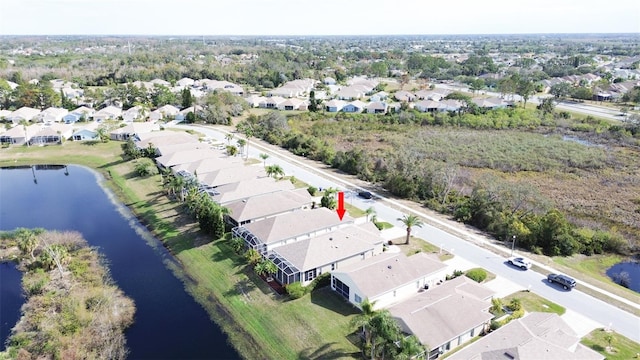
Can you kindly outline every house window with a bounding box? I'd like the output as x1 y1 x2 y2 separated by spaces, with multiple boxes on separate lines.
354 294 362 304
331 263 336 271
393 290 397 297
332 278 350 299
470 328 475 337
304 269 317 282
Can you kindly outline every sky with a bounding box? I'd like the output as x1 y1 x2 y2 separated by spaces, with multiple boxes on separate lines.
0 0 639 36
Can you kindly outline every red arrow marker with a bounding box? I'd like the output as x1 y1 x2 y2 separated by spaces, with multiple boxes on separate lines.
337 191 346 220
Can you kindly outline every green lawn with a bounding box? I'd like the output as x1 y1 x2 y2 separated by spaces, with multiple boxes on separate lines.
503 290 566 315
176 239 360 359
581 328 640 360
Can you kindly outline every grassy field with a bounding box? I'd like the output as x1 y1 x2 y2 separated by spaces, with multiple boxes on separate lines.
503 290 566 315
581 328 640 360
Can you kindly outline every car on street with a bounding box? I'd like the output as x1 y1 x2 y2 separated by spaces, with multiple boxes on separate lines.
547 273 577 290
507 256 532 270
357 191 373 199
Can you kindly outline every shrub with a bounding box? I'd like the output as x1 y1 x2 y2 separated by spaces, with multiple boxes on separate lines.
507 298 522 312
285 282 306 299
466 268 488 283
490 320 502 331
307 186 318 196
309 272 330 290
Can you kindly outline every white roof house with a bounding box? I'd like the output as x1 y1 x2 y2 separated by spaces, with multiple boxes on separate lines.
268 222 385 286
448 312 604 360
7 107 41 124
234 207 353 255
37 107 69 123
331 252 449 310
389 276 495 358
225 188 314 226
93 106 122 122
212 177 295 205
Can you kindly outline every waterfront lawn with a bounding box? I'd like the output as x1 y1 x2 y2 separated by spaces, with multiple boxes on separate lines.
177 239 360 359
0 141 122 169
581 328 640 360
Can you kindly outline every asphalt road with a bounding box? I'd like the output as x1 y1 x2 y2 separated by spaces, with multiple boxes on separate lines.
435 83 625 121
172 123 640 343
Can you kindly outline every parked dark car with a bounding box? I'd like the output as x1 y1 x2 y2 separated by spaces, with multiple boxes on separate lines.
547 273 576 290
357 191 373 199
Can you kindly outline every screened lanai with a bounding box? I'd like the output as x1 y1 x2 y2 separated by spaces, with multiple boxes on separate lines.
269 252 301 285
232 226 267 255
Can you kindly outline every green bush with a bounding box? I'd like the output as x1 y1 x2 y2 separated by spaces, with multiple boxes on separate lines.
466 268 488 283
307 186 318 196
285 282 306 299
490 320 502 331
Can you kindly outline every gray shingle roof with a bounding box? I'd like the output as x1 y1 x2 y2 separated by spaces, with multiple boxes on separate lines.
388 276 494 348
225 188 313 223
271 222 383 271
211 177 295 205
241 207 352 244
447 312 604 360
333 252 448 298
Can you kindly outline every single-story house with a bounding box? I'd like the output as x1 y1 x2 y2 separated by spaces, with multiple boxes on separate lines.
224 188 314 227
324 77 336 85
233 207 352 254
471 97 511 110
6 107 41 124
29 123 73 145
335 87 365 100
393 91 416 102
388 276 495 359
37 107 68 123
245 95 267 108
331 252 449 310
199 165 266 188
109 122 160 141
135 131 201 154
172 156 245 177
64 106 95 124
71 127 99 141
447 312 604 360
366 102 388 114
342 100 367 113
211 177 295 205
175 105 203 122
263 96 286 109
93 106 122 122
414 100 441 113
268 222 385 286
122 105 147 122
324 99 347 112
0 124 38 145
155 148 220 169
278 98 306 111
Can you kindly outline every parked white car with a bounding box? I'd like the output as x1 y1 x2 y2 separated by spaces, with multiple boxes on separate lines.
507 256 532 270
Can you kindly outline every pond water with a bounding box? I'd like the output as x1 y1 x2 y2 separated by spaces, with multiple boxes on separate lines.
0 262 23 350
607 261 640 293
0 165 239 359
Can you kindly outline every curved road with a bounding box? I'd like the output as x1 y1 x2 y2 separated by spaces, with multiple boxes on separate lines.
172 123 640 343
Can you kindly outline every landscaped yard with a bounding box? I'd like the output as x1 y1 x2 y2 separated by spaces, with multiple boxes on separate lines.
503 290 566 315
581 328 640 360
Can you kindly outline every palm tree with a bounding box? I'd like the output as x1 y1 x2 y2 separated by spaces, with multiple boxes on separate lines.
350 298 378 354
254 259 278 279
397 214 424 245
365 207 377 222
226 145 238 156
236 139 246 157
265 164 285 179
259 153 269 168
229 236 245 254
244 248 262 266
225 133 234 144
368 310 401 360
16 228 38 260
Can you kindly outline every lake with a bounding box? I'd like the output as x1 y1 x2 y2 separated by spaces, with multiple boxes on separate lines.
0 165 239 359
607 260 640 293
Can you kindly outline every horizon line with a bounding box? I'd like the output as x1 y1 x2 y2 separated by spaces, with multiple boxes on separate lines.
1 32 639 37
